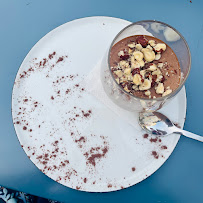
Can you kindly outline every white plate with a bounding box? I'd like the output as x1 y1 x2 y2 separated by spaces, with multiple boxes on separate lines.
12 16 186 192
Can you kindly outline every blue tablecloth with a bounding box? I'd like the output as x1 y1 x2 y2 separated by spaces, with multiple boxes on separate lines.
0 0 203 202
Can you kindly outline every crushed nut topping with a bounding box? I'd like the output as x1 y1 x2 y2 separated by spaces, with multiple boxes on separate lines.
111 35 178 98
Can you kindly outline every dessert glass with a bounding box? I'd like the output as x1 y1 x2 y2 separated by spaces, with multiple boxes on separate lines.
101 20 191 112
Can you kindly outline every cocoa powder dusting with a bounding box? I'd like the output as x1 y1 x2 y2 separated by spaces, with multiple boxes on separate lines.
107 184 112 188
75 136 86 143
152 151 159 159
66 89 70 94
161 145 167 149
150 138 158 143
56 57 64 63
84 146 109 167
48 52 56 59
82 110 92 118
18 52 68 81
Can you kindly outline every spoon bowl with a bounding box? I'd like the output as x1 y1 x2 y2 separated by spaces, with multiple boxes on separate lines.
139 112 203 142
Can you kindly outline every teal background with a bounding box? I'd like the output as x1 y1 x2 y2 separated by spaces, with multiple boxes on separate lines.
0 0 203 202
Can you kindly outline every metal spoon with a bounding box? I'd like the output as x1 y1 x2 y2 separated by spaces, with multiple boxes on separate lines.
139 112 203 142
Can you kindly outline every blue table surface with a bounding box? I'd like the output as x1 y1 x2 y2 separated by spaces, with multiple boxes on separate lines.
0 0 203 202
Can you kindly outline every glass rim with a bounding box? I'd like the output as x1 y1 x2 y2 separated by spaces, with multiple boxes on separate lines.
107 20 191 101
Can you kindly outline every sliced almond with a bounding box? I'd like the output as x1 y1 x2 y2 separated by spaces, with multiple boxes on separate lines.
131 61 140 69
140 70 146 78
156 75 163 82
139 60 145 67
114 70 123 78
128 43 136 48
132 85 139 90
128 48 133 54
154 43 166 53
139 79 151 90
133 74 142 85
135 44 143 51
118 50 124 57
158 63 164 68
124 68 131 75
162 89 172 97
115 78 119 84
147 64 157 71
146 45 153 51
126 75 133 81
131 55 136 64
119 60 129 68
120 76 127 83
133 51 144 61
155 53 161 60
152 68 161 76
142 48 156 62
156 83 164 94
145 90 151 96
148 40 156 47
124 86 131 92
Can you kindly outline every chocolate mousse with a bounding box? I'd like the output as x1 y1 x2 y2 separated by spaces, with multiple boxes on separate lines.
110 35 181 99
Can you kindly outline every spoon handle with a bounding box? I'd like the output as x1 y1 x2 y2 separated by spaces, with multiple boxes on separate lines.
175 129 203 142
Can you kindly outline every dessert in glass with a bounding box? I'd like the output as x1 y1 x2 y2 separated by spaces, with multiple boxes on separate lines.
101 20 191 112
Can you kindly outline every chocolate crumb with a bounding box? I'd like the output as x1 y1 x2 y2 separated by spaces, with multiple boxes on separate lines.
143 134 148 138
37 155 42 159
75 136 86 143
132 167 136 172
152 151 159 159
66 89 70 94
82 110 92 118
56 57 64 63
107 184 112 188
23 126 27 130
84 178 87 183
85 146 109 167
64 160 69 164
150 138 158 143
161 145 167 149
51 96 54 100
48 52 56 59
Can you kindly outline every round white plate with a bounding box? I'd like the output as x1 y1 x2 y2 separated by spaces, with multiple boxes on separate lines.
12 16 186 192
